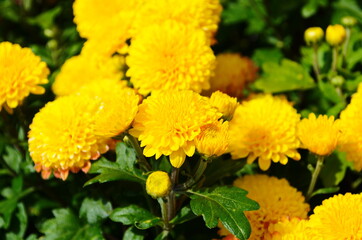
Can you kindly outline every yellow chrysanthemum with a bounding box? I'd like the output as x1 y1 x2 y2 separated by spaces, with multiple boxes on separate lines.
209 91 238 120
195 120 229 157
28 95 110 180
52 54 125 97
73 0 142 38
269 217 315 240
130 90 221 168
126 20 215 95
131 0 222 44
76 79 139 138
0 42 49 110
338 87 362 170
206 53 258 98
308 193 362 239
146 171 171 198
297 113 340 156
218 175 310 240
228 95 301 170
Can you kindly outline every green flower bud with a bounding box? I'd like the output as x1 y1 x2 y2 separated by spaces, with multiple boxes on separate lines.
342 16 357 27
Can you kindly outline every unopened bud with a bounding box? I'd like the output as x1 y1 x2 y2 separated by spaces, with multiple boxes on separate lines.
304 27 324 46
146 171 171 198
331 75 344 87
326 24 346 46
342 16 357 27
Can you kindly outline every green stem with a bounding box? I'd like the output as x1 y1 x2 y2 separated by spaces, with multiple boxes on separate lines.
312 44 321 81
159 198 170 231
125 134 152 172
167 168 178 222
307 155 325 199
342 27 351 66
331 47 339 74
174 157 209 191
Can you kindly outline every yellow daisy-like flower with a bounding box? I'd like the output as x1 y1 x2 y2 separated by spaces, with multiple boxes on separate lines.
308 193 362 239
52 54 125 97
218 175 310 240
228 94 301 170
28 95 110 180
130 90 221 168
269 217 315 240
126 20 215 95
195 120 229 157
146 171 171 198
206 53 258 98
209 91 238 120
297 113 340 156
338 87 362 170
73 0 141 39
76 79 139 138
131 0 222 44
0 42 49 110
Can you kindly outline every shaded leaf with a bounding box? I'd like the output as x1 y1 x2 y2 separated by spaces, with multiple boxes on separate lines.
79 198 112 224
41 209 104 240
252 48 283 66
254 59 315 93
310 187 340 198
27 6 62 30
320 151 353 187
122 226 145 240
189 186 259 240
301 0 327 18
85 142 146 186
110 205 161 230
3 146 22 174
170 205 197 225
318 80 343 104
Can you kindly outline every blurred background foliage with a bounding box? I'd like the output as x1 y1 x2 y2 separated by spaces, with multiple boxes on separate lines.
1 0 362 239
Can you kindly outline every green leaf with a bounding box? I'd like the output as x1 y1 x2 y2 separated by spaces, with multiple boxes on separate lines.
79 198 112 224
300 43 331 72
189 186 259 240
110 205 161 230
318 80 343 104
310 187 340 198
332 0 362 23
320 151 353 187
16 203 27 238
252 48 283 66
345 75 362 92
85 142 146 186
222 0 266 34
3 146 22 174
301 0 327 18
170 205 197 224
122 226 145 240
41 209 104 240
254 59 315 93
27 6 62 30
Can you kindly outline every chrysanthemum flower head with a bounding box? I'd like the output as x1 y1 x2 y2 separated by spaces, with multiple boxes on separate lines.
218 174 310 240
76 79 139 138
146 171 171 198
52 54 125 97
228 94 301 170
130 90 221 168
206 53 258 98
131 0 222 44
338 87 362 170
0 42 49 111
269 217 314 240
126 20 215 95
28 95 110 180
195 120 229 157
209 91 238 120
297 113 340 156
308 193 362 239
73 0 142 38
